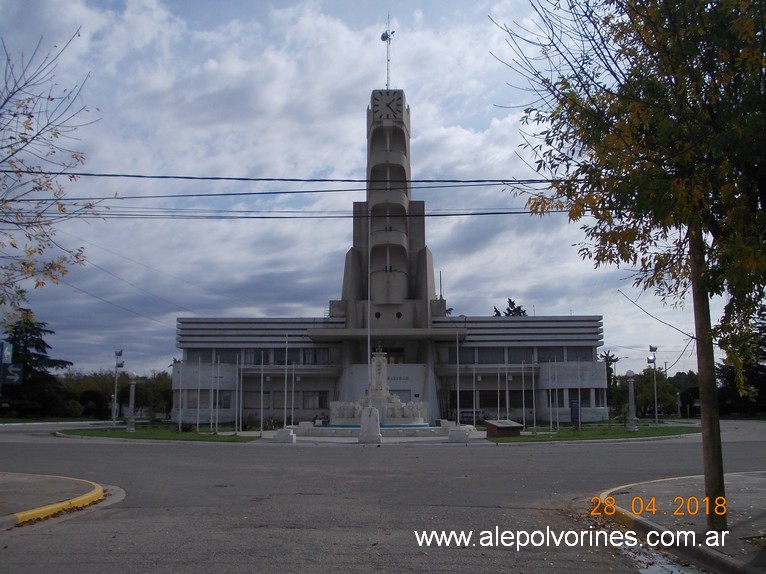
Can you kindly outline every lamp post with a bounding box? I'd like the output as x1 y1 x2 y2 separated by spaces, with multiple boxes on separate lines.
626 370 639 432
113 350 124 427
648 345 658 426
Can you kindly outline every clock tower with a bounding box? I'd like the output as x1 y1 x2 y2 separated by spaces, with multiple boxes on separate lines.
328 89 447 362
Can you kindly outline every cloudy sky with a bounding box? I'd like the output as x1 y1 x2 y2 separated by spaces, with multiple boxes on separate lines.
1 0 712 377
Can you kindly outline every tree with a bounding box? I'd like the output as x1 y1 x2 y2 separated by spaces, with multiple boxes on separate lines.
117 371 172 420
496 0 766 531
716 307 766 414
493 298 528 316
2 308 74 416
598 350 622 411
1 31 96 313
635 367 677 416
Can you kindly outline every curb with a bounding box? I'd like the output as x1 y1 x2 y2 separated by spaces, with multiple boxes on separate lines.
0 473 105 529
600 475 760 574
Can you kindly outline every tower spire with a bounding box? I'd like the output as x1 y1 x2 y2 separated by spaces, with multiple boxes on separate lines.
380 14 395 89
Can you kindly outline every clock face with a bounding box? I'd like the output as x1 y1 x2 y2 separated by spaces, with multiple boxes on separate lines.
372 90 403 120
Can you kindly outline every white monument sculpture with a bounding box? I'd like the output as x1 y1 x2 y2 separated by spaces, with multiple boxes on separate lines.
330 351 428 426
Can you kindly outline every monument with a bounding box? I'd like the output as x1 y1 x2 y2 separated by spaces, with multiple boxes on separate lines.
330 351 428 427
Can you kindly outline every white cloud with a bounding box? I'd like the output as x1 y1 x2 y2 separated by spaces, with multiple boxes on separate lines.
2 0 711 377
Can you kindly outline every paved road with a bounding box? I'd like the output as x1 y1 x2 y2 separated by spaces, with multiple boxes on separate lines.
0 420 763 573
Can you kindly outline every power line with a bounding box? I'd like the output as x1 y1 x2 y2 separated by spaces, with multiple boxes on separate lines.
57 230 259 308
59 278 176 328
2 169 553 202
1 168 553 185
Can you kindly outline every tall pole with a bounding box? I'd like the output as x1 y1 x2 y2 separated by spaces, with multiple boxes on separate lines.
381 14 395 89
555 363 560 432
548 361 553 432
126 376 136 433
505 364 510 420
649 346 659 426
260 351 264 438
215 357 220 433
456 329 460 427
626 370 639 432
577 358 582 430
532 365 537 434
113 350 123 427
291 363 295 426
496 366 500 420
521 361 525 428
177 360 183 432
209 354 214 433
283 334 288 429
472 364 476 427
239 357 244 433
234 355 238 434
196 357 201 433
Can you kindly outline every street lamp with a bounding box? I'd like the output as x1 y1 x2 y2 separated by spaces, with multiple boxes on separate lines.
648 345 658 426
113 350 124 427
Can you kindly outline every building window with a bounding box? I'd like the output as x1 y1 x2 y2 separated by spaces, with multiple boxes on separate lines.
449 390 476 409
187 348 212 364
303 391 328 410
507 347 534 364
548 388 565 407
448 346 476 364
214 391 232 409
244 349 269 365
304 348 329 365
272 391 297 409
569 388 590 407
214 349 241 364
537 347 564 362
566 347 594 362
479 390 505 409
477 347 504 364
244 391 269 409
274 348 301 365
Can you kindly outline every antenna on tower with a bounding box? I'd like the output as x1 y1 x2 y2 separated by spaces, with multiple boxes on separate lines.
380 14 395 89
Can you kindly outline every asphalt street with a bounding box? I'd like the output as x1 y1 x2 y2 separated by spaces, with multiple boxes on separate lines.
0 420 763 573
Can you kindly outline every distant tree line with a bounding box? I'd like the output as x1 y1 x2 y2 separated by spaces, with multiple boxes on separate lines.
1 309 171 419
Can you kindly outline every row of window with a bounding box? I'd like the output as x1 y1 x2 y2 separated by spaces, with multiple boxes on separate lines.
444 346 595 364
175 390 329 410
448 388 606 409
184 345 597 366
186 348 332 366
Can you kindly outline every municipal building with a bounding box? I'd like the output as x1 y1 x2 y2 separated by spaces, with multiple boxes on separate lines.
171 88 608 426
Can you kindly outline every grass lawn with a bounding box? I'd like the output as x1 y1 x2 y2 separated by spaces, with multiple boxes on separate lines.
62 423 258 442
488 423 701 443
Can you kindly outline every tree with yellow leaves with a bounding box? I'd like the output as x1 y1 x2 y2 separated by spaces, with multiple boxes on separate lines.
1 30 96 315
497 0 765 531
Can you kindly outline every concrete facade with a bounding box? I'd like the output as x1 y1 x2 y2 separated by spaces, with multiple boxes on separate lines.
171 89 609 426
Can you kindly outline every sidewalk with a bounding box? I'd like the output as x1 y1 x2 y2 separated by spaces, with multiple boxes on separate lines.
601 471 766 574
0 472 104 529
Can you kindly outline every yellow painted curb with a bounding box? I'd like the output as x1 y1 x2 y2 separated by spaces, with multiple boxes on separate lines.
14 474 105 525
